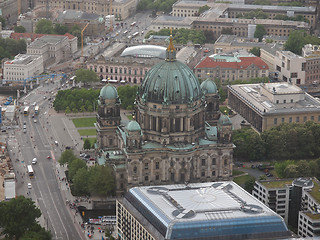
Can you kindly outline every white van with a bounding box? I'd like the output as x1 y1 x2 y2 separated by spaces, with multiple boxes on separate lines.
32 158 37 165
55 141 58 146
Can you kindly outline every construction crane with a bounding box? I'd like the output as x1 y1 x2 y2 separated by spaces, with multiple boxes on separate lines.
109 0 113 31
81 23 90 57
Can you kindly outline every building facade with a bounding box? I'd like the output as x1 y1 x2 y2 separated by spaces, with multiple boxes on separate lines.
3 54 43 83
34 0 136 20
274 51 306 85
194 53 269 83
96 38 234 196
228 82 320 132
27 35 72 68
302 44 320 85
117 182 291 240
253 179 292 224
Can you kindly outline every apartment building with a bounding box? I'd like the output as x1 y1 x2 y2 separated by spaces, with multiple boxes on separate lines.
3 54 43 84
252 179 292 224
228 82 320 132
194 53 269 83
274 51 306 85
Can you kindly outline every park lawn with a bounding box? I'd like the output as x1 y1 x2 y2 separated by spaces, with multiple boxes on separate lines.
84 137 96 146
72 117 96 128
78 129 96 136
233 174 251 186
127 114 133 120
232 169 244 176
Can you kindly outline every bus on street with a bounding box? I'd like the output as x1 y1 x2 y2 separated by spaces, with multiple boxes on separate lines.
34 106 39 115
130 21 136 27
132 32 139 38
24 106 29 116
27 165 34 178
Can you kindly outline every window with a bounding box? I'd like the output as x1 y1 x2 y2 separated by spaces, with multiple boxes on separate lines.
144 175 149 181
282 118 285 123
284 100 286 103
304 116 307 122
212 158 216 165
274 118 278 124
212 170 215 176
144 163 148 170
155 162 159 169
156 175 159 180
296 117 300 122
291 72 298 78
311 116 314 121
276 65 281 72
171 172 175 181
202 159 206 166
201 171 205 177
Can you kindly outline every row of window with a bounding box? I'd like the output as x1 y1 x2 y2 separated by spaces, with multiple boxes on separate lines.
274 116 319 125
90 66 148 75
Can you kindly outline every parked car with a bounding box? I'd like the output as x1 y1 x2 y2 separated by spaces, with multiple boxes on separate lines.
28 183 32 189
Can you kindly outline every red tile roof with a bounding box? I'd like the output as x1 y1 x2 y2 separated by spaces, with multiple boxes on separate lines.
10 32 76 41
195 56 269 70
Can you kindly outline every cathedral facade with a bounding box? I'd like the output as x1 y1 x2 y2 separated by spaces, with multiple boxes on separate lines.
95 38 234 196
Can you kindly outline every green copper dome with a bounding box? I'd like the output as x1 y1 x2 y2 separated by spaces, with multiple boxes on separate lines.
138 61 202 104
99 84 118 100
201 78 218 94
219 114 232 126
126 120 141 131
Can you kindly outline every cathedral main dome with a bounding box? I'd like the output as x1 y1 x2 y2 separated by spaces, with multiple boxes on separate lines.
138 36 202 105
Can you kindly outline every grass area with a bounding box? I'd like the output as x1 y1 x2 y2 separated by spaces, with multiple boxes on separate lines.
309 179 320 203
233 175 251 186
78 129 96 136
260 180 292 189
305 212 320 220
127 114 133 120
84 137 96 146
72 117 96 128
232 169 244 176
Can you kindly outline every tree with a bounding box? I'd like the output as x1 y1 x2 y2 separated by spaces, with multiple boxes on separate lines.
254 24 266 42
0 196 44 240
284 30 306 55
20 224 51 240
0 16 5 28
83 139 91 150
203 30 215 43
14 25 26 33
117 85 139 110
54 23 68 35
71 25 81 46
69 158 87 180
284 164 298 178
88 165 115 196
249 47 261 57
72 167 90 196
35 19 55 34
75 69 99 83
244 176 256 193
59 149 78 165
275 160 295 178
198 5 210 14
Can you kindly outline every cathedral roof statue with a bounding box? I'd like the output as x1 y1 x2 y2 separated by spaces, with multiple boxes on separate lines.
138 33 202 105
126 120 142 132
99 83 118 100
219 114 232 126
201 76 218 95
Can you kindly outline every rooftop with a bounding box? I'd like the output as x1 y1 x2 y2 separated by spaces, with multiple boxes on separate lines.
126 181 290 239
260 180 293 189
227 4 316 13
304 211 320 220
120 45 166 59
228 83 320 115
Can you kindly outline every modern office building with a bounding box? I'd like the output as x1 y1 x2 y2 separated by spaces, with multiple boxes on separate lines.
227 82 320 132
96 37 234 196
117 182 291 240
252 179 292 224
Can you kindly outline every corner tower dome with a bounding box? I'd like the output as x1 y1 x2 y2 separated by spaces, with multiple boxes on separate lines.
99 84 118 100
201 78 218 95
138 35 202 105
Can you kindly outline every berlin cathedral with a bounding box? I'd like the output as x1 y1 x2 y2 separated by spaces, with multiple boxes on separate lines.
95 37 234 196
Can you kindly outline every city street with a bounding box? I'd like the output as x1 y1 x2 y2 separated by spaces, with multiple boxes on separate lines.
7 79 84 240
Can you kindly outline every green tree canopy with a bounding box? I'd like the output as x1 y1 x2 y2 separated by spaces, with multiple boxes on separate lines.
117 85 138 110
72 167 90 196
58 149 78 165
249 47 261 57
237 9 268 19
0 38 27 61
254 24 266 42
198 5 210 15
35 19 55 34
0 196 49 240
284 30 306 55
54 23 69 35
88 165 115 196
68 158 87 180
14 25 26 33
83 139 91 150
252 0 271 5
75 69 99 83
0 16 5 28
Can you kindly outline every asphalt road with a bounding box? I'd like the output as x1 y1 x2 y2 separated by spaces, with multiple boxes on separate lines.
8 79 84 240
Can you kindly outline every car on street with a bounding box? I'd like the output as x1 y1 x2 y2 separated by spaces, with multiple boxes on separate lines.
47 156 51 159
28 183 32 189
32 158 37 165
23 129 27 133
34 119 37 123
